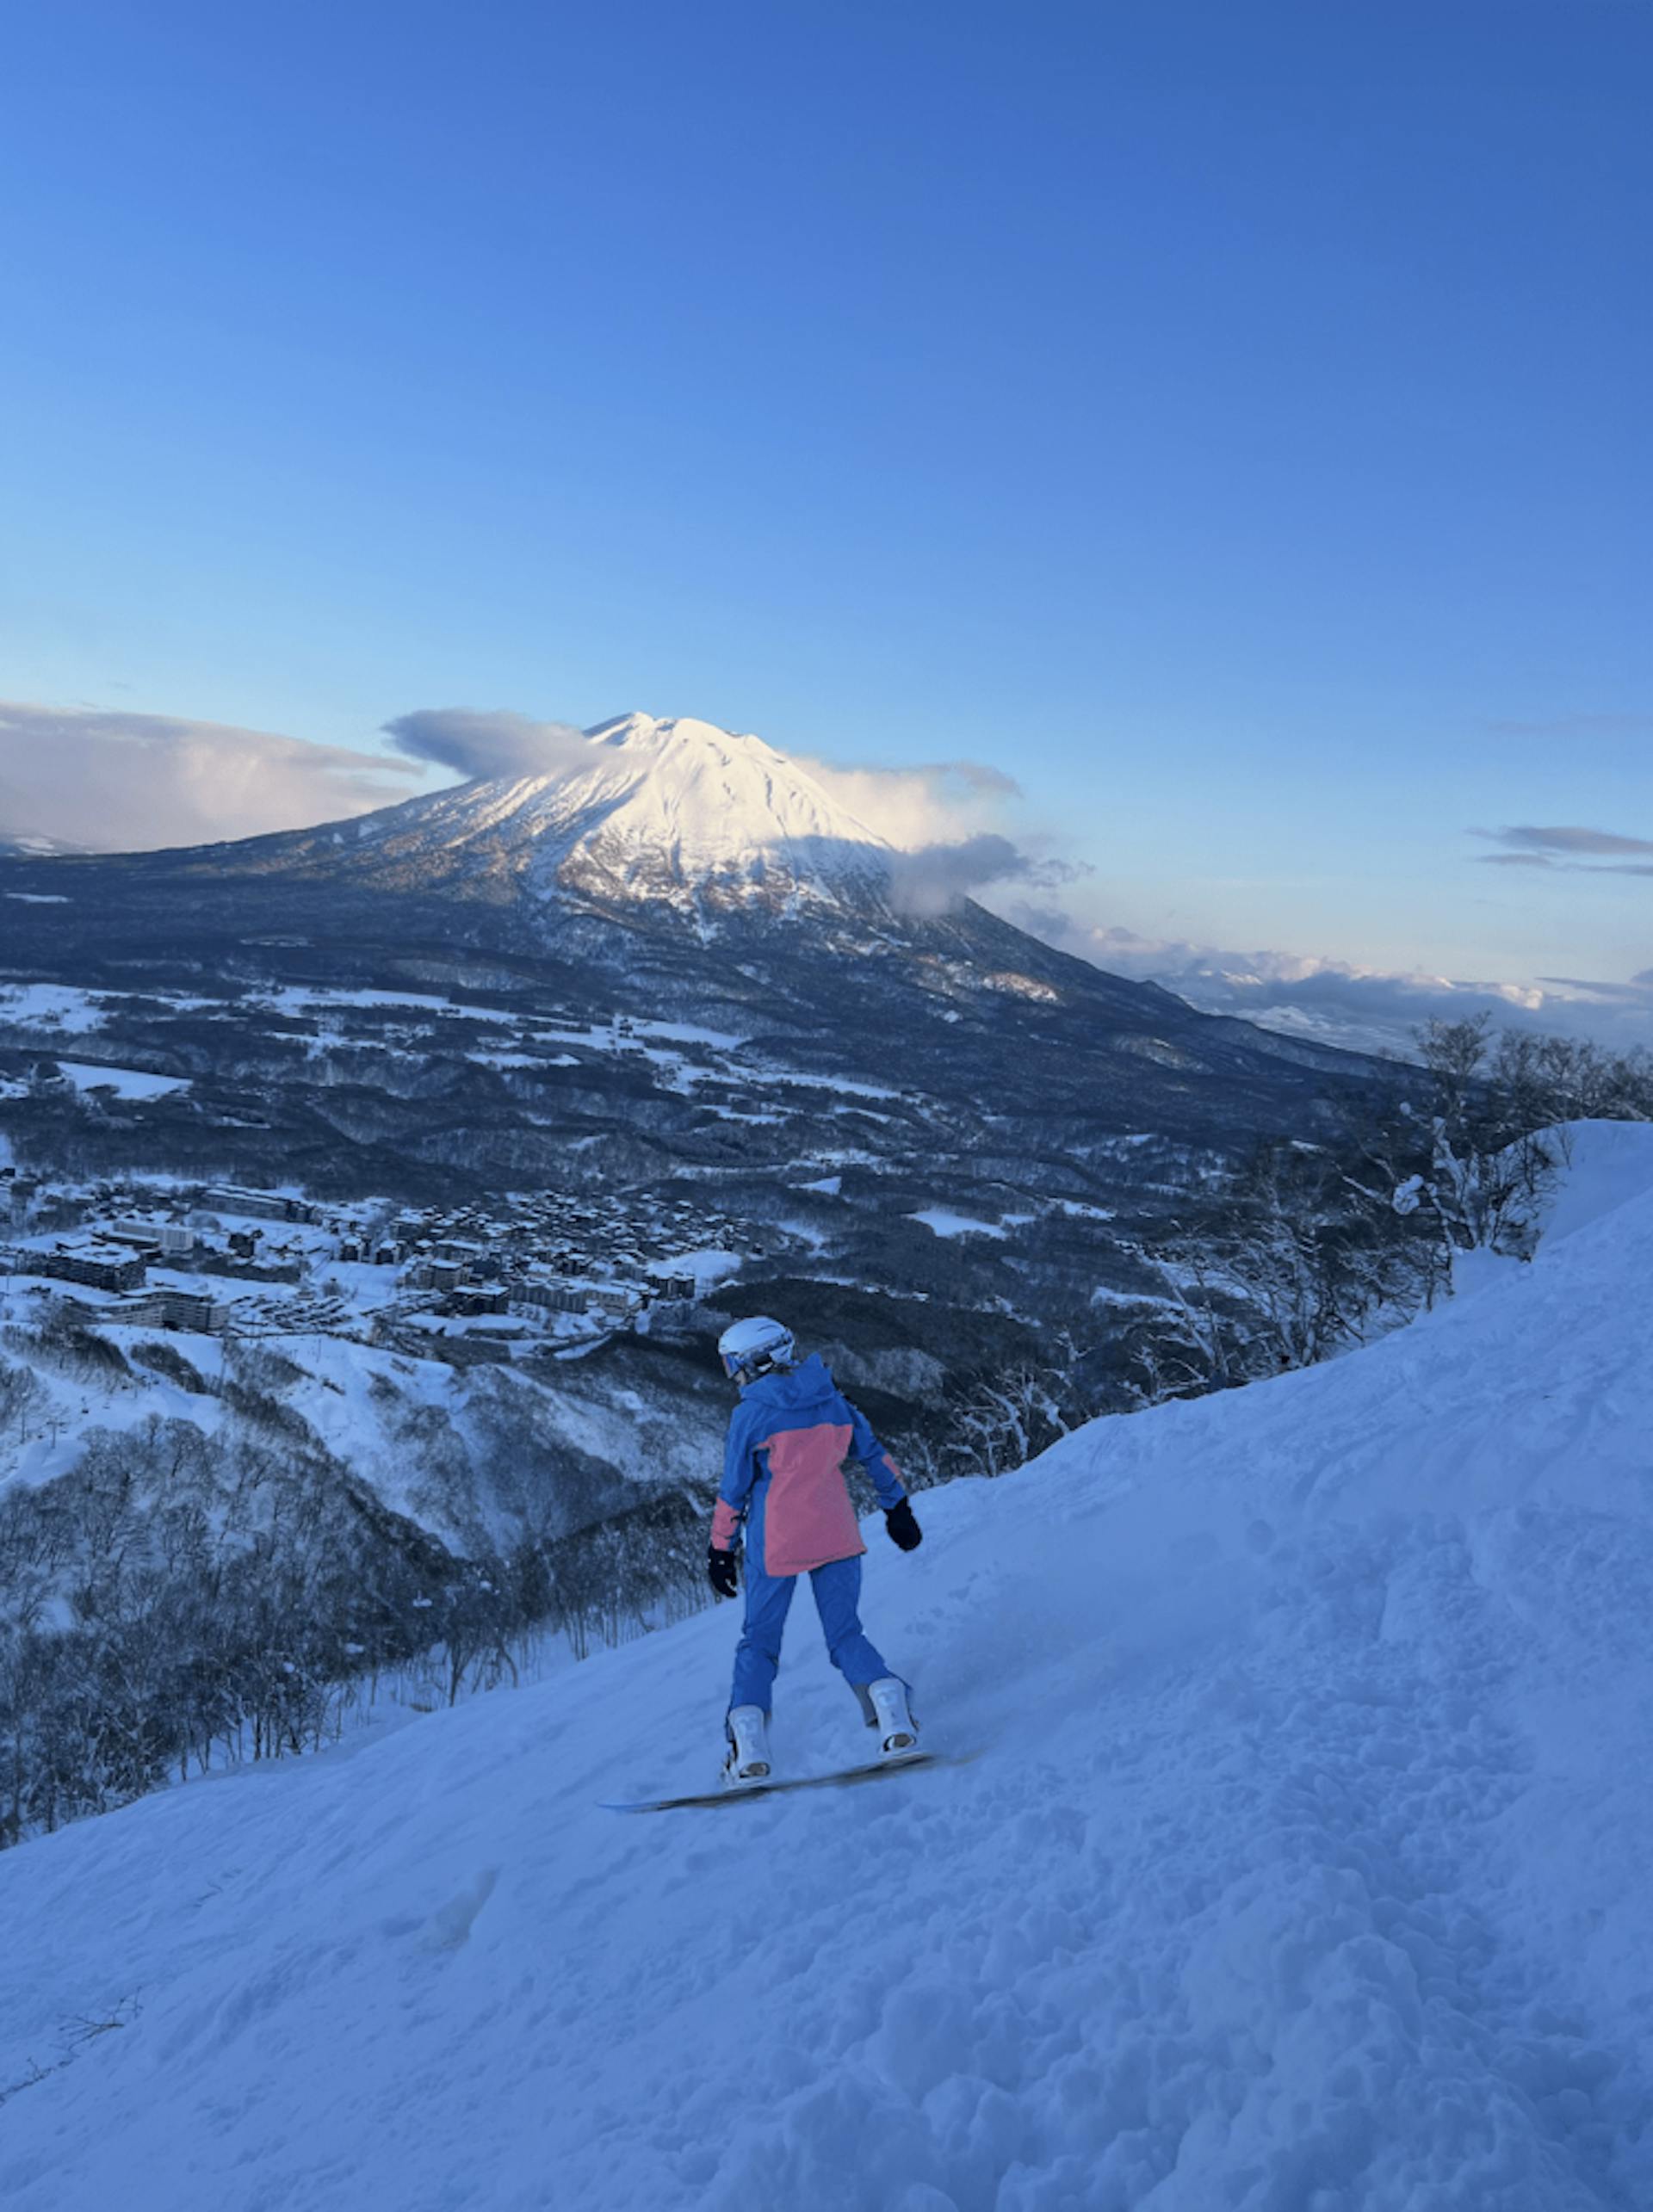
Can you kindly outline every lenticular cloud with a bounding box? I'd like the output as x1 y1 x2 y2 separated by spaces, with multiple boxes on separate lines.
382 709 591 782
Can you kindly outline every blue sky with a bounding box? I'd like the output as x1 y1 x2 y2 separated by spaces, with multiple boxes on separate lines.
1 1 1648 1029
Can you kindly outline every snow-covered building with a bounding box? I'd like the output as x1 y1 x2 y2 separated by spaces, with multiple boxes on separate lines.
40 1241 148 1293
201 1186 317 1225
108 1216 195 1257
156 1287 229 1335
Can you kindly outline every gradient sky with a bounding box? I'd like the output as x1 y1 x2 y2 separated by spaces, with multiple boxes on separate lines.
1 1 1648 1006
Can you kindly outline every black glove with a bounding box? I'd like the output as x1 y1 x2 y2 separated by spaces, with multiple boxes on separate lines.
885 1498 922 1552
707 1544 740 1599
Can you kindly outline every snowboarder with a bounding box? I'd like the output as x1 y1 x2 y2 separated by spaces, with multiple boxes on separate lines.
709 1315 923 1787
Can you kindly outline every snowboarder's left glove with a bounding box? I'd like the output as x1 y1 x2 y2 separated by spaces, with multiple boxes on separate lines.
885 1498 922 1551
708 1544 740 1599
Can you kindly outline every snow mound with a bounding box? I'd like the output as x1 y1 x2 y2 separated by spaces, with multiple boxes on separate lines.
3 1135 1653 2207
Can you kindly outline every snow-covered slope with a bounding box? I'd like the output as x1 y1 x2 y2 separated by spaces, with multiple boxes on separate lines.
546 712 896 910
4 1131 1653 2209
0 830 89 858
1537 1120 1653 1247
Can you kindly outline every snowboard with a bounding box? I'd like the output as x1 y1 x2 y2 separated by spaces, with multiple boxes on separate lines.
604 1749 969 1813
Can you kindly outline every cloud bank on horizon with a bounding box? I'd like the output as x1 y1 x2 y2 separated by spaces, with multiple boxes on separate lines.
3 695 1648 1053
1004 913 1653 1058
0 700 421 852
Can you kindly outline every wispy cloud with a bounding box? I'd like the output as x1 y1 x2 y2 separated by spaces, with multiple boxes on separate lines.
0 701 422 854
1482 825 1653 858
797 755 1022 850
1472 824 1653 875
886 832 1040 916
796 753 1078 915
1541 972 1653 1003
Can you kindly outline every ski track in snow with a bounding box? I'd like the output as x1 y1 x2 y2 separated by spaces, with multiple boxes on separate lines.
3 1131 1653 2209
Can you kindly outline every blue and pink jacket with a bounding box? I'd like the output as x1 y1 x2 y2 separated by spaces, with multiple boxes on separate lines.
711 1355 908 1578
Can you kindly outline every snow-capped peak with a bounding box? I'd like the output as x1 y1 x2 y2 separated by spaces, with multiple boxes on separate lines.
566 713 890 891
343 712 900 919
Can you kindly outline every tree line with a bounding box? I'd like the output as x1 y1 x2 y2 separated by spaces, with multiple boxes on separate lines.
1111 1018 1652 1399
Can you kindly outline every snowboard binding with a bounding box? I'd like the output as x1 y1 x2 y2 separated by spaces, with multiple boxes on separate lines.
868 1677 919 1760
722 1704 771 1788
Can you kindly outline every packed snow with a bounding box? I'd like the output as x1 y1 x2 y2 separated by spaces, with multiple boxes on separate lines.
3 1127 1653 2209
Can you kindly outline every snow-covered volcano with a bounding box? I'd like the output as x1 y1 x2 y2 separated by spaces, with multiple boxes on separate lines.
213 713 901 921
0 706 1389 1134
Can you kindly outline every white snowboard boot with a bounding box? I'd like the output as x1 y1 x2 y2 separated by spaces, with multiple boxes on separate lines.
868 1678 919 1760
723 1705 771 1788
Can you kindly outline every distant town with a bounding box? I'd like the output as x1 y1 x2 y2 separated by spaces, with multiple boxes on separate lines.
0 1161 749 1356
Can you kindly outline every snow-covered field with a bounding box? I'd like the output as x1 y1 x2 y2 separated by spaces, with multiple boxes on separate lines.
0 983 108 1035
250 986 523 1024
54 1060 191 1099
910 1207 1007 1239
3 1128 1653 2209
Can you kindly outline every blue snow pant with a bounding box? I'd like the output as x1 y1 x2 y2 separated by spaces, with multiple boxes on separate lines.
729 1551 891 1716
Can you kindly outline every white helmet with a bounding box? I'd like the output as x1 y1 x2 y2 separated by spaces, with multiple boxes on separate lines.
717 1315 796 1385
